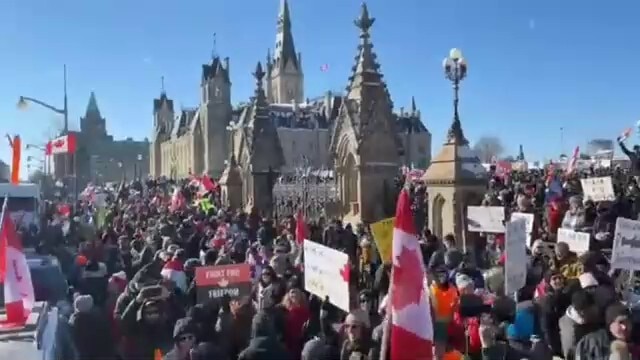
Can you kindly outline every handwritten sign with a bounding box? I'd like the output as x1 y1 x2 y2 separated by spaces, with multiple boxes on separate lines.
580 176 615 202
303 240 350 312
611 217 640 270
195 263 251 303
557 228 590 255
505 218 527 295
467 206 505 233
370 217 394 263
511 212 534 247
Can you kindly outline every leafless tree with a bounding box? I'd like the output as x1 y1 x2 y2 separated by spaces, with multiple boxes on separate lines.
472 136 505 163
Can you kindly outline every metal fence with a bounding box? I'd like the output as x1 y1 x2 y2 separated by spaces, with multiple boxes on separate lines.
273 179 340 221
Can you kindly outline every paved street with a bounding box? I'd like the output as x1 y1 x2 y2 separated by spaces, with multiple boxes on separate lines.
0 330 40 359
0 303 43 360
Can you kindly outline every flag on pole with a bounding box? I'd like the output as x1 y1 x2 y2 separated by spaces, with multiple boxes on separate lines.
45 133 77 155
389 190 433 359
0 196 35 329
619 127 633 142
320 64 329 72
295 209 307 245
565 146 580 175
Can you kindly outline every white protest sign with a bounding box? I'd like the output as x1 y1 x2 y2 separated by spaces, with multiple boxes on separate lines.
505 217 527 295
557 228 590 255
467 206 505 233
303 240 350 312
511 212 534 247
611 217 640 270
580 176 615 202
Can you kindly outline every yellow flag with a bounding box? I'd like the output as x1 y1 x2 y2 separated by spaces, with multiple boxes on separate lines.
370 217 394 263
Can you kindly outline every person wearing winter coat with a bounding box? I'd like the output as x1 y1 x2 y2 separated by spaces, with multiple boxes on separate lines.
162 318 197 360
238 311 292 360
68 295 115 360
558 290 602 360
537 271 571 356
574 302 634 359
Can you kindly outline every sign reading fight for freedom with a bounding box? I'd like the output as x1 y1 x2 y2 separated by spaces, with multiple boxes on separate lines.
195 263 252 303
303 240 351 312
611 217 640 270
580 176 615 202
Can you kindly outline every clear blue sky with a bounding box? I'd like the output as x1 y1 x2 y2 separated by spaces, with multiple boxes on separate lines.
1 0 638 177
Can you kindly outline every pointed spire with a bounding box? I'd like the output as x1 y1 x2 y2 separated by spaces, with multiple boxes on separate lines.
446 117 468 145
411 96 417 115
518 144 525 161
85 91 101 117
274 0 299 70
354 2 375 34
211 33 217 59
253 62 268 105
345 1 389 108
161 76 165 94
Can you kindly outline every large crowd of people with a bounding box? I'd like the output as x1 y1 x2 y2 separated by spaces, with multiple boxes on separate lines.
24 152 640 360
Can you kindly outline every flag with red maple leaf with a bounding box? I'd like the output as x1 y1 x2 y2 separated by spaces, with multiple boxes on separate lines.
389 189 433 359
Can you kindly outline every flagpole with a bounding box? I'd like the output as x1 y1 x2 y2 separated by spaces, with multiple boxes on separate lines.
0 195 9 234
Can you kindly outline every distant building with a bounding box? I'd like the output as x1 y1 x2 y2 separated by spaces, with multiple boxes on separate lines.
150 0 431 178
586 138 614 156
0 160 9 182
53 92 150 187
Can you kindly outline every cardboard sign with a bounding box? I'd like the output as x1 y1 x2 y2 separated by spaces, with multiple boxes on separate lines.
370 217 394 263
611 217 640 270
303 240 350 312
195 263 252 303
580 176 615 202
505 218 527 295
557 228 590 255
467 206 505 233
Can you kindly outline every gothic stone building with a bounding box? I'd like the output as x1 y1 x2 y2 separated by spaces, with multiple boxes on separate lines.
52 92 150 188
150 0 431 179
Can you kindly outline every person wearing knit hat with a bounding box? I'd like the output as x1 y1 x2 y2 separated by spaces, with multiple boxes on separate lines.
573 302 632 359
606 303 631 342
73 294 94 313
455 273 475 295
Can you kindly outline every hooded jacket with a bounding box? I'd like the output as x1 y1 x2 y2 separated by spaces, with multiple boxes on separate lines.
238 311 292 360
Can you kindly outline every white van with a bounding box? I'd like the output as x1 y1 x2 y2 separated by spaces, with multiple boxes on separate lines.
0 182 41 229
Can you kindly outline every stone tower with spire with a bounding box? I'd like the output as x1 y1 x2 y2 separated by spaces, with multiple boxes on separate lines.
150 80 175 177
266 0 304 104
235 62 285 214
200 54 232 177
80 92 108 141
329 2 402 224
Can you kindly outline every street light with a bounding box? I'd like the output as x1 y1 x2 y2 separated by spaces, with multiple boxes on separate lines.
442 48 468 144
17 65 69 133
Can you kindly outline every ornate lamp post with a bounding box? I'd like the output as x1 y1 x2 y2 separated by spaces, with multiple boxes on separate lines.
442 48 468 143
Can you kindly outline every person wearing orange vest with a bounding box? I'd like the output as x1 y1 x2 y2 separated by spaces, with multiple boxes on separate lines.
430 266 459 358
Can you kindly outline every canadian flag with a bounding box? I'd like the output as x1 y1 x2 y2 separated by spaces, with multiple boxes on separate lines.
565 146 580 175
295 209 307 245
169 187 185 212
45 133 77 155
188 174 217 197
0 198 35 329
389 190 433 359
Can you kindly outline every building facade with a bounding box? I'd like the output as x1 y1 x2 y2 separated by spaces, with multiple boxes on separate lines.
53 92 150 187
0 160 9 182
150 0 431 179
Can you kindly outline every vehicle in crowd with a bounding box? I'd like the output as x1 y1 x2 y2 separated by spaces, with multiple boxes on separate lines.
0 182 42 230
0 251 69 307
